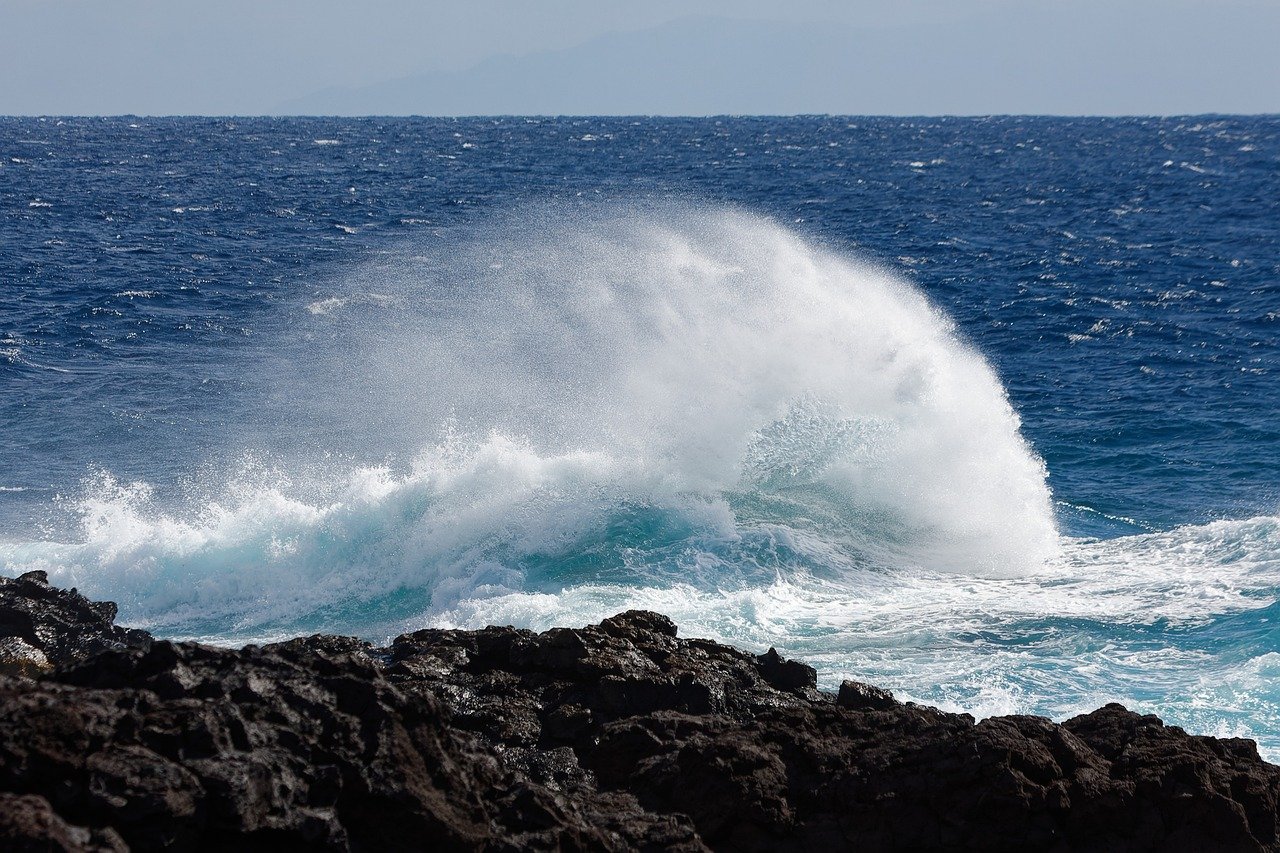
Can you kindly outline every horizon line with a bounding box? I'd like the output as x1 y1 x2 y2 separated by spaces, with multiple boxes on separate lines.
4 112 1279 121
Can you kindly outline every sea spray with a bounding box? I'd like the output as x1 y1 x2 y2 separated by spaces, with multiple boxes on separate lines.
4 116 1278 761
305 203 1061 572
2 204 1058 635
4 202 1280 757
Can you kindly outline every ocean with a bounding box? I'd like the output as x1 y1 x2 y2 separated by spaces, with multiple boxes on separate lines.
2 116 1278 753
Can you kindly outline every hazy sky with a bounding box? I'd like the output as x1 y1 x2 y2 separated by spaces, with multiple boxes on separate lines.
0 0 1274 115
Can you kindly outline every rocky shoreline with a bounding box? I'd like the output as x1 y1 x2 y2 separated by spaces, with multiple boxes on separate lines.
2 570 1279 851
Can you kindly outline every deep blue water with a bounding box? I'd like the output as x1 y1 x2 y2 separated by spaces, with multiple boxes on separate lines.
2 116 1278 752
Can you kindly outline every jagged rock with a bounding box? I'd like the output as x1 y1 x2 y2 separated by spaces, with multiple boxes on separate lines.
0 636 51 678
0 792 127 852
755 647 816 692
0 571 150 673
2 575 1279 851
0 636 704 852
836 679 896 711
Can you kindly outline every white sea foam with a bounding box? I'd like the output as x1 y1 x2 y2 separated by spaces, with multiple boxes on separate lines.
4 204 1279 754
306 296 348 315
1 205 1058 634
306 292 400 315
422 516 1280 642
419 514 1280 756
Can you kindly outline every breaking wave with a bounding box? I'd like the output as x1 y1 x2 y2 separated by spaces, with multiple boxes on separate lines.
2 205 1057 636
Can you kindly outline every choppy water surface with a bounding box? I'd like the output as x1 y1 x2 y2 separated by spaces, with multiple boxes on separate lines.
1 117 1278 753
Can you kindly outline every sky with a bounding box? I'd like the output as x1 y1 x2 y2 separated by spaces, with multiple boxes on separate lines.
0 0 1275 115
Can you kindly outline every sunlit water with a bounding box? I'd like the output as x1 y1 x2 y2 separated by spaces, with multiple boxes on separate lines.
1 116 1277 755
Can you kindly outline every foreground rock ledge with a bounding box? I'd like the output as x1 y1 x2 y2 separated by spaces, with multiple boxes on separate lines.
2 572 1278 852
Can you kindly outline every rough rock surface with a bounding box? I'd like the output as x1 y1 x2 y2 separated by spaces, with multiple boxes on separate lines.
0 571 150 676
2 575 1279 851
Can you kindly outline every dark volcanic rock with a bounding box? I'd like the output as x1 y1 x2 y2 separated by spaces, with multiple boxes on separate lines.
0 635 700 852
0 792 127 852
836 678 896 710
0 571 150 675
2 581 1279 851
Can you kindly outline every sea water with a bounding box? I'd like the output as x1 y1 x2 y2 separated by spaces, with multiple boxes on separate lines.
1 116 1277 753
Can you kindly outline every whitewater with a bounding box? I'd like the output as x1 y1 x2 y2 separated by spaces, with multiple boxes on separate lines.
2 115 1278 759
4 203 1278 756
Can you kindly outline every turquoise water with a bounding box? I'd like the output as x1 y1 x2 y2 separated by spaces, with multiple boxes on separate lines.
1 116 1277 753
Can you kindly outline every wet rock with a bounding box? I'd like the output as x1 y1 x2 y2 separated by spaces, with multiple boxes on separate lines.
755 647 816 692
837 679 896 711
2 575 1279 851
0 571 151 673
0 636 51 678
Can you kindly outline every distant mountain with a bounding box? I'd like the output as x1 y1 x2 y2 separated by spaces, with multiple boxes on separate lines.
279 8 1280 116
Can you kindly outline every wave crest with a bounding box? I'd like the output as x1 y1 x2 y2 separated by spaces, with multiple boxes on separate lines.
2 205 1058 635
